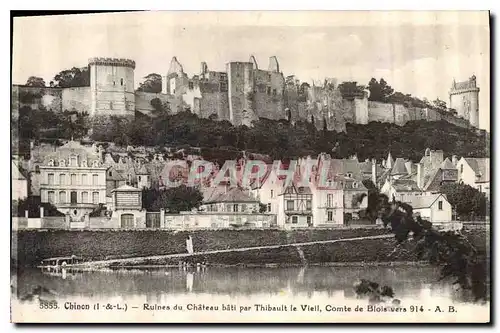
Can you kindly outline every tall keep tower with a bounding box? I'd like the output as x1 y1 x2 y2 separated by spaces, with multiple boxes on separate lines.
89 57 136 117
449 75 480 127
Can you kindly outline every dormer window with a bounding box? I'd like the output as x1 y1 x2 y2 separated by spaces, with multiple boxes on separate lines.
81 160 87 167
92 160 99 168
48 159 54 167
70 155 78 167
59 159 66 167
346 172 353 178
352 182 358 189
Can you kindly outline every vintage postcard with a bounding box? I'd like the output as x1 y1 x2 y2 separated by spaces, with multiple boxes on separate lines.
10 11 490 323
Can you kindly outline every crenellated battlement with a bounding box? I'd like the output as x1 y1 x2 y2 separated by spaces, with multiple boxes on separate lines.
88 57 136 69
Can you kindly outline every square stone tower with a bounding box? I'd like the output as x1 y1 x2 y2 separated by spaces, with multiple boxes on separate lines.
449 75 480 128
89 57 136 118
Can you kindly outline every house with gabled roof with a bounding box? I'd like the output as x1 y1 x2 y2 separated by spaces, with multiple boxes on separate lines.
456 157 490 199
380 177 423 203
407 193 452 223
200 186 260 214
421 157 458 193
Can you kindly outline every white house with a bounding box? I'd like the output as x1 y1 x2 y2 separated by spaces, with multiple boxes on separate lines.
407 193 452 223
456 157 490 199
380 178 423 203
12 160 28 200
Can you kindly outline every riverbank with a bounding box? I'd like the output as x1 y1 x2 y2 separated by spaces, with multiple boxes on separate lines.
12 228 488 267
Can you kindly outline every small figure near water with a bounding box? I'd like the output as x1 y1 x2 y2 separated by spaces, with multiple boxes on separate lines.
186 236 194 255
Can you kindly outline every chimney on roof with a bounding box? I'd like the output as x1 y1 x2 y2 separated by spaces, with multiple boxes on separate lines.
417 163 422 189
371 159 377 185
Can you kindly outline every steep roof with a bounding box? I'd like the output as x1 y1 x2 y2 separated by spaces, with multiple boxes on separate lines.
392 179 421 192
440 158 455 170
322 159 363 180
408 194 448 209
386 152 395 169
464 158 490 183
111 184 141 192
204 187 258 203
391 158 408 175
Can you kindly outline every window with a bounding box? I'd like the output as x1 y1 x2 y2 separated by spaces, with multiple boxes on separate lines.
71 174 77 185
92 192 99 204
35 165 40 173
267 203 271 212
346 172 353 178
460 164 464 174
47 191 55 204
70 156 78 167
292 216 298 224
286 200 294 211
81 191 89 203
327 194 333 208
48 173 54 185
138 176 142 182
188 81 194 89
438 201 443 210
271 190 274 198
266 87 271 95
108 171 112 177
120 78 124 86
272 89 277 96
352 182 358 189
226 204 232 212
306 200 312 210
60 174 66 185
241 204 247 212
307 216 312 226
82 160 87 167
59 159 65 167
110 102 113 110
70 191 77 204
48 159 54 166
327 211 333 221
233 204 239 212
59 191 66 203
220 82 228 92
478 185 482 192
81 174 87 185
92 174 99 185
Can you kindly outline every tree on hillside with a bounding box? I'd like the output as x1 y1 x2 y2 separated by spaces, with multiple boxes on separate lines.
338 81 365 99
367 78 394 102
440 183 488 219
433 98 447 110
143 186 204 213
137 73 162 93
25 76 46 87
53 67 90 88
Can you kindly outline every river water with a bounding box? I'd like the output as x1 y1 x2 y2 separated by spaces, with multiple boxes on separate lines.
11 265 489 323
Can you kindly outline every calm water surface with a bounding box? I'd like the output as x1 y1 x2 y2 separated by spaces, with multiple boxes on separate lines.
11 265 489 323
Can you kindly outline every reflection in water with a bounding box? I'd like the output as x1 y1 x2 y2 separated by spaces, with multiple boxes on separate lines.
12 265 480 305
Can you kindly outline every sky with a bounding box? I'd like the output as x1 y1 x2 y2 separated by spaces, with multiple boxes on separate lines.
12 11 490 130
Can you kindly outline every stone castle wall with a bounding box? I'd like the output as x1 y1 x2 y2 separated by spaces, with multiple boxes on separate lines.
12 85 63 113
62 87 91 113
12 56 475 131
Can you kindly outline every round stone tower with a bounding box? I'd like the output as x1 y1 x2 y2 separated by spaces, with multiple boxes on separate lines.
89 57 136 118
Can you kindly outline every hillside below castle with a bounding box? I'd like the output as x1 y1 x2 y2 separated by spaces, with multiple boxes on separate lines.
12 56 479 132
